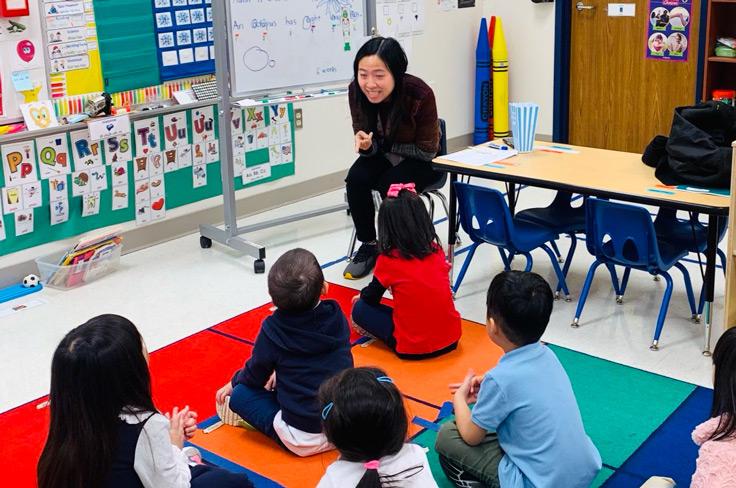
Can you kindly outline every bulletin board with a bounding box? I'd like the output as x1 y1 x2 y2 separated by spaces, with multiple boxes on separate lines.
0 0 50 123
152 0 215 81
42 0 105 98
93 0 161 93
0 103 295 255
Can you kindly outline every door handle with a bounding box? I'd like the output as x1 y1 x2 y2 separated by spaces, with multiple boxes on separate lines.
576 2 595 11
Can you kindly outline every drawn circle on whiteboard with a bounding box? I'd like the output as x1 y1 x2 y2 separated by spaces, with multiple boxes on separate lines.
244 46 276 72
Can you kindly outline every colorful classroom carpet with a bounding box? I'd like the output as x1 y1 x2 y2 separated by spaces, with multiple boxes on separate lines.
2 283 712 487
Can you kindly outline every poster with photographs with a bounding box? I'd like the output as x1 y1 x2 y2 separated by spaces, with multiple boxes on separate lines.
646 0 691 61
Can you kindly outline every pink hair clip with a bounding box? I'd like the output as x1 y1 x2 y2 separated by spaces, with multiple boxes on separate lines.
364 460 380 470
386 182 416 198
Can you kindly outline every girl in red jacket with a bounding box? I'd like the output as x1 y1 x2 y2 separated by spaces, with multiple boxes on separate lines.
351 184 461 359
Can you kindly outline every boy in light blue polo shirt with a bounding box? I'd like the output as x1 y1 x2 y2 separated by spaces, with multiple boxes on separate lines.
435 271 601 488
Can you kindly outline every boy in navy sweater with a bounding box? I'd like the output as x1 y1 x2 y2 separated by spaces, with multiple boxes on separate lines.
215 248 354 456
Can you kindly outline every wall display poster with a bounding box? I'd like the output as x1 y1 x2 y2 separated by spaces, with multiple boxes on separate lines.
44 0 104 97
646 0 691 61
0 0 50 122
152 0 215 82
0 105 295 255
376 0 425 38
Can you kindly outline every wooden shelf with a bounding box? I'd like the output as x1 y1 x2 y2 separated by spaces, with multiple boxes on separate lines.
708 56 736 64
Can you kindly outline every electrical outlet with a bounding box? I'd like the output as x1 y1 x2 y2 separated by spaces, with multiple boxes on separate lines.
294 108 303 129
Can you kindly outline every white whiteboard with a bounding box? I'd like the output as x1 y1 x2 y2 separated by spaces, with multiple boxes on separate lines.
227 0 369 97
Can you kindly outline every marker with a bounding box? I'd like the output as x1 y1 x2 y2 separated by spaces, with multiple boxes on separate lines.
648 188 676 195
682 186 709 193
487 143 508 150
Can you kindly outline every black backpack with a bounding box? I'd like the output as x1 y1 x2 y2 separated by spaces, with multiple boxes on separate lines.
642 101 736 188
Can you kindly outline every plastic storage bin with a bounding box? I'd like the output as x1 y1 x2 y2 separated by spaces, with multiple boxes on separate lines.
35 244 122 289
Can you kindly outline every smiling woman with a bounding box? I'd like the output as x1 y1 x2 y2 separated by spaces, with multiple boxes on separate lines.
343 37 441 280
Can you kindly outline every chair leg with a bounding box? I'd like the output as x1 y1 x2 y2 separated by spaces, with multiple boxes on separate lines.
522 252 534 272
498 248 511 271
619 268 632 302
347 227 357 262
556 234 578 296
550 240 563 262
572 261 603 327
424 194 436 221
605 264 622 297
541 244 571 300
718 248 727 277
697 282 706 318
673 262 697 319
433 190 451 220
651 271 675 351
452 243 479 294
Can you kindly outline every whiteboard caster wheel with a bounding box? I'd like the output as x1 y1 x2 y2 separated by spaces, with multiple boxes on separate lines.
254 259 266 274
200 236 212 249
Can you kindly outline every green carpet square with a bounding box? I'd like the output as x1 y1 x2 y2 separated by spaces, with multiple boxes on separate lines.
549 345 695 467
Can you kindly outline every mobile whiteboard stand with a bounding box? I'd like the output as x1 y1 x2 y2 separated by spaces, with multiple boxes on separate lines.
198 0 373 273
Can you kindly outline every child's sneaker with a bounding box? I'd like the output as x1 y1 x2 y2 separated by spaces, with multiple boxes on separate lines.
216 396 253 429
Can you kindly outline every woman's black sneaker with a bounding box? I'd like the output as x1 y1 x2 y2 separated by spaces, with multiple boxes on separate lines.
343 243 378 280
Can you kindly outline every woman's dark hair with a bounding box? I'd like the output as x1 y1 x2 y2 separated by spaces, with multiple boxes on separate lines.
352 37 408 144
377 189 441 260
320 367 422 488
38 314 156 488
709 327 736 441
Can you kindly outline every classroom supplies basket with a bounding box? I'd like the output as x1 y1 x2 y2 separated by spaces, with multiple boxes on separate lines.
35 244 122 290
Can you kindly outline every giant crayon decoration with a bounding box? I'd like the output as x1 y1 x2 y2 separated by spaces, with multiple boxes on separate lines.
492 17 509 139
487 16 496 140
473 17 491 145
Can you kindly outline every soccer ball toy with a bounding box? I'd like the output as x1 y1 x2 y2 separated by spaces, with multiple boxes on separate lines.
22 274 40 288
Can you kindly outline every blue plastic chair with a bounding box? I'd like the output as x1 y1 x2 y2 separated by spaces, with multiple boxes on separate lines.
653 207 728 316
452 182 571 298
572 198 697 351
516 191 586 296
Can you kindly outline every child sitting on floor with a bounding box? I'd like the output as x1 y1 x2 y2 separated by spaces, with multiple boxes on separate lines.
215 248 354 456
351 183 461 359
690 326 736 487
435 271 601 488
317 367 438 487
38 314 252 488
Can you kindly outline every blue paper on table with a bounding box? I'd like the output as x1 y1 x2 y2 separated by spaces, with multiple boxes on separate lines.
509 103 539 153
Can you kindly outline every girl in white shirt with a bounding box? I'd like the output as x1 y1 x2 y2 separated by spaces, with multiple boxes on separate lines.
317 367 438 488
37 314 253 488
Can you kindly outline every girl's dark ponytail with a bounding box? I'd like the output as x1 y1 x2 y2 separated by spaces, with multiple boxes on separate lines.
356 467 382 488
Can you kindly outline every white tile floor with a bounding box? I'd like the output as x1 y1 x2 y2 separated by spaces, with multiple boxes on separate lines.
0 183 726 413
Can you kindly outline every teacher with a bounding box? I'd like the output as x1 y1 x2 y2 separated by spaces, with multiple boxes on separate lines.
343 37 441 280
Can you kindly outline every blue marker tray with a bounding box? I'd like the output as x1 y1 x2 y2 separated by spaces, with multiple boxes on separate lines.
0 283 43 305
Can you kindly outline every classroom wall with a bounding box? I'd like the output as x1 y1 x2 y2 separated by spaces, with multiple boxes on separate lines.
1 2 487 278
484 0 556 136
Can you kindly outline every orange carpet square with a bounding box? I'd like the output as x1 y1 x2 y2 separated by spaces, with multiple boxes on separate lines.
189 398 438 488
353 319 503 407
